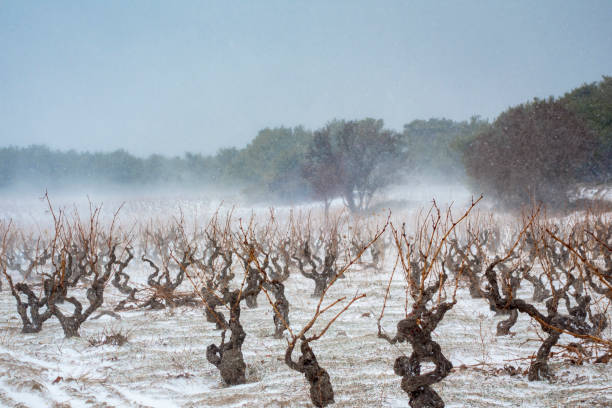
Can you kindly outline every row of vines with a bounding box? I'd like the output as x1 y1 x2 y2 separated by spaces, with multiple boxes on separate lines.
1 196 611 407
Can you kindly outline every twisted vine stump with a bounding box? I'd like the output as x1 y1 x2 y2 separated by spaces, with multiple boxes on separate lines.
267 238 293 282
244 261 263 308
447 238 484 299
285 339 334 408
281 221 384 407
379 298 455 408
493 261 523 336
196 242 234 330
1 232 55 333
522 269 551 302
484 257 597 381
6 279 54 333
263 280 290 338
293 239 339 298
206 289 251 385
379 197 481 407
447 230 523 337
112 247 137 310
203 283 228 330
237 245 265 308
49 244 133 337
141 247 197 309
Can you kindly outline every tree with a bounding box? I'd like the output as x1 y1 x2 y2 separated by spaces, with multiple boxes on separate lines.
239 126 312 201
302 129 344 216
560 76 612 182
463 98 596 209
303 118 402 213
401 117 488 181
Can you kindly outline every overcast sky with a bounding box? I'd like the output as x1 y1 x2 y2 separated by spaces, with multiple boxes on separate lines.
1 1 611 157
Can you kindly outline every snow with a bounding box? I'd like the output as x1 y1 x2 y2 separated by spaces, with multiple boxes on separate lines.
0 193 611 407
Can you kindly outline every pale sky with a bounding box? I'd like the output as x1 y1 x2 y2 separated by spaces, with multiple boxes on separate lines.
1 1 611 156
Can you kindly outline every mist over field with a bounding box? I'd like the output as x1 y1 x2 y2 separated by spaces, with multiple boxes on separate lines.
1 1 611 212
1 2 612 408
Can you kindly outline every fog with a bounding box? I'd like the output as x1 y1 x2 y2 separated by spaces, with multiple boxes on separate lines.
1 1 611 218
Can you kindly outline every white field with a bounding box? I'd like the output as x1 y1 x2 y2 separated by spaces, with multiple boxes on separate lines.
1 192 611 408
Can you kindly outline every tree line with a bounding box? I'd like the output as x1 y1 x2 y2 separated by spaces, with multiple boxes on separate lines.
0 119 484 202
1 76 610 210
465 76 612 209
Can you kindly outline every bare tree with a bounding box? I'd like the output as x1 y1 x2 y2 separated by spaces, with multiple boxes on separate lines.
205 289 250 385
303 119 402 213
47 203 133 337
2 198 133 338
283 214 388 407
140 222 198 309
292 217 345 298
482 210 609 380
378 198 480 408
1 224 54 333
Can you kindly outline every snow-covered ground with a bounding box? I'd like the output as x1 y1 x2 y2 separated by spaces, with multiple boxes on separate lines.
1 191 611 407
1 265 611 407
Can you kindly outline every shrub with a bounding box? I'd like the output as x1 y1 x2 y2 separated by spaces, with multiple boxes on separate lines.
464 98 596 209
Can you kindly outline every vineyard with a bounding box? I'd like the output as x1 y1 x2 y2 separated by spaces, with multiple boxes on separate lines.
0 195 611 407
